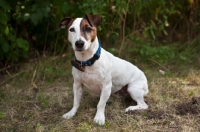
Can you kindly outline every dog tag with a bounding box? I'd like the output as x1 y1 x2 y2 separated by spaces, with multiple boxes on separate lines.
71 60 84 72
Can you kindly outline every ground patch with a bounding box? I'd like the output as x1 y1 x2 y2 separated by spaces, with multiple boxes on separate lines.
175 96 200 115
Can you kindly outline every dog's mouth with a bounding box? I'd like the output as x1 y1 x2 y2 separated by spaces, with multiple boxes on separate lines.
75 48 85 51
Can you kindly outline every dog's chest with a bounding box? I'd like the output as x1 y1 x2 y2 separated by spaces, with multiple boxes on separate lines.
73 67 107 95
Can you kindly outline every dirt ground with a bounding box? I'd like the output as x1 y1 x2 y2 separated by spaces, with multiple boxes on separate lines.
0 57 199 132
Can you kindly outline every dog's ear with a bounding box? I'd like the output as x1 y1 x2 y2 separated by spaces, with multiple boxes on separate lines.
84 14 102 27
57 17 73 30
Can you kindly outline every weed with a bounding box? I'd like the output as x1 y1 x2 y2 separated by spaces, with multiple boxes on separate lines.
77 122 92 131
0 111 4 119
37 93 49 108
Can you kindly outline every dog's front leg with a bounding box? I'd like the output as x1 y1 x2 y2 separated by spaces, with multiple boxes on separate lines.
62 81 83 119
94 82 112 125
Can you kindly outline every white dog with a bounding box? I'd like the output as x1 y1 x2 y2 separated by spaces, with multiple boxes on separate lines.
58 14 148 125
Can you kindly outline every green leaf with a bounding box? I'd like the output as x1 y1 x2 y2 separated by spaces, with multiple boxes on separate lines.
23 13 30 21
0 111 5 119
163 29 168 35
40 8 48 17
7 33 16 42
16 38 29 51
31 14 38 25
189 91 194 97
62 2 70 14
1 40 9 53
0 36 10 53
0 24 5 33
180 55 187 60
0 0 11 10
150 29 155 39
5 26 9 35
0 10 8 25
21 50 28 58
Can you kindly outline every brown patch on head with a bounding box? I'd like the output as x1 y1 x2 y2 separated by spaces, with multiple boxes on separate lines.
58 17 75 31
84 14 102 27
80 19 97 42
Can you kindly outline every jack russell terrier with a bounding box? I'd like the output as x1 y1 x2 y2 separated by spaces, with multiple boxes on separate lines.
58 14 149 125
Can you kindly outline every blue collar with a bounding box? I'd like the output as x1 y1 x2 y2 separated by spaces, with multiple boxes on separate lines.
71 42 101 72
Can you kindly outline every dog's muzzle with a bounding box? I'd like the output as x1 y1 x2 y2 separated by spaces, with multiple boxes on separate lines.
75 40 84 50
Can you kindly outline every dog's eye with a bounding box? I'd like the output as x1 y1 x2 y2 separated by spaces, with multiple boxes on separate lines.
85 26 92 32
69 28 75 32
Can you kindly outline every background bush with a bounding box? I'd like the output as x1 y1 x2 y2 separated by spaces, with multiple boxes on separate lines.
0 0 199 66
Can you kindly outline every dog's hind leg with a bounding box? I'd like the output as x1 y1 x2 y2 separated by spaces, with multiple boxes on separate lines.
125 82 148 112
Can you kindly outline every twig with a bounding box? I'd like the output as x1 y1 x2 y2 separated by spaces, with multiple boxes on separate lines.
54 32 59 56
0 64 20 73
43 22 49 56
0 71 25 86
149 59 170 71
124 29 142 40
31 65 38 83
119 0 131 56
31 65 38 88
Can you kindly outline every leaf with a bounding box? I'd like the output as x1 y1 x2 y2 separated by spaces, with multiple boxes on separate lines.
32 82 38 88
7 33 16 42
163 30 168 35
40 8 48 17
62 2 70 14
0 24 5 33
1 42 9 53
0 111 5 119
0 36 9 53
31 14 38 25
155 7 160 20
180 55 187 60
150 29 155 39
5 26 9 35
21 50 28 58
189 91 194 97
16 38 29 51
0 10 8 25
0 0 11 10
23 13 30 21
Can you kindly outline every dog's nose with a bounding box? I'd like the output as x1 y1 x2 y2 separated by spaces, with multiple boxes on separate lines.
75 40 84 48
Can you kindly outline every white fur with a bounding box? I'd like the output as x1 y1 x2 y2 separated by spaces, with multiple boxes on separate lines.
62 18 149 125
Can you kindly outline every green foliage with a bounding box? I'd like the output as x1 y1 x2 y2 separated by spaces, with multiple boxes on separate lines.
77 122 92 131
0 35 29 61
137 44 176 63
37 93 49 108
0 111 4 119
0 0 199 65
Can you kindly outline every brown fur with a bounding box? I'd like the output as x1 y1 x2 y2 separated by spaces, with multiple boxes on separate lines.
59 18 76 31
80 19 97 42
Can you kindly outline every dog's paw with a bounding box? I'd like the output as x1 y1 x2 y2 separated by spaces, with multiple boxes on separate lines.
125 106 138 112
94 111 105 125
125 105 148 112
62 110 76 119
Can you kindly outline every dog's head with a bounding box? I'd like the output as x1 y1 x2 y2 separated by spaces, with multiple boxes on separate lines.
58 15 102 51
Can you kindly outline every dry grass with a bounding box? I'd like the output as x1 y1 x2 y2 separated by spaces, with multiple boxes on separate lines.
0 56 200 132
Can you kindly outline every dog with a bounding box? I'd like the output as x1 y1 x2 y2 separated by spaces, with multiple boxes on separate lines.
58 14 149 125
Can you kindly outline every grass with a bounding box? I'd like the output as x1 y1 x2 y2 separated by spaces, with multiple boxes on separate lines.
0 55 200 132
